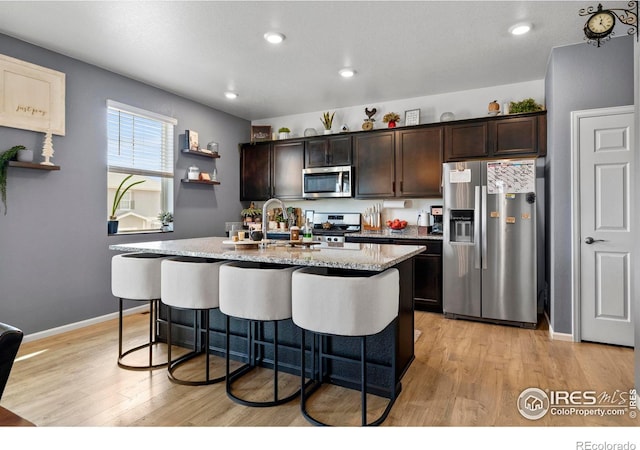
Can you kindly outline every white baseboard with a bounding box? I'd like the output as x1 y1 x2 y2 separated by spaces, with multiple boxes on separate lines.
22 304 150 343
545 312 574 342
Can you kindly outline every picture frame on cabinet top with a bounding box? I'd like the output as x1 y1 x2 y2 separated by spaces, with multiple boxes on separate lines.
404 109 420 126
251 125 271 142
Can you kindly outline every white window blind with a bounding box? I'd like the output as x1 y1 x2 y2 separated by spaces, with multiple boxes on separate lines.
106 100 176 232
107 100 176 177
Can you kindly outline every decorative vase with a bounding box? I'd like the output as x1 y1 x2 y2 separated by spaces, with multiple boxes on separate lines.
440 112 455 122
388 121 397 128
17 149 33 162
279 132 289 139
323 129 332 135
108 220 119 234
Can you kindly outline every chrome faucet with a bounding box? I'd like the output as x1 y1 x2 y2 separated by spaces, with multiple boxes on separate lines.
262 198 288 240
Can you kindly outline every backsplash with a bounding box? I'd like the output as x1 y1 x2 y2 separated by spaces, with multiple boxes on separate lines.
273 198 443 227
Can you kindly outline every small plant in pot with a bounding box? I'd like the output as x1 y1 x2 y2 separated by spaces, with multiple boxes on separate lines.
241 202 262 226
508 98 544 114
383 112 400 128
278 127 291 139
320 111 335 134
157 211 173 231
109 174 145 234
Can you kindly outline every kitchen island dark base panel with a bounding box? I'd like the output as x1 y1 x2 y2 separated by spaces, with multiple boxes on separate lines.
160 258 414 398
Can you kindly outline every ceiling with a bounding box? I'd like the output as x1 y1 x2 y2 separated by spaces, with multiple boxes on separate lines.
0 1 631 121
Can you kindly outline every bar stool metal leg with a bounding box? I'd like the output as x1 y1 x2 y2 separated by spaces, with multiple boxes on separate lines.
225 316 299 408
117 298 167 371
299 320 399 427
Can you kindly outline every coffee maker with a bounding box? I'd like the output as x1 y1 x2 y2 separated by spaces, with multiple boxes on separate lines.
431 205 443 234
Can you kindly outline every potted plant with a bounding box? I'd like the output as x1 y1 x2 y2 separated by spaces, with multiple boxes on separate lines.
157 211 173 231
0 145 26 215
274 210 287 230
508 98 544 114
278 127 291 139
109 174 145 234
241 202 262 226
383 112 401 128
320 111 335 134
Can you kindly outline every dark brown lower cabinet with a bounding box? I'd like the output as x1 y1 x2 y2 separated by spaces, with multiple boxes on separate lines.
346 236 443 313
409 242 443 312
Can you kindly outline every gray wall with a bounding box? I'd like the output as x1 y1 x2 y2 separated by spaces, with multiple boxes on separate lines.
0 34 249 334
544 35 634 334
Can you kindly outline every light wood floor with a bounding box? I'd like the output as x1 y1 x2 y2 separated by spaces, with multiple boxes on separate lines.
1 311 635 427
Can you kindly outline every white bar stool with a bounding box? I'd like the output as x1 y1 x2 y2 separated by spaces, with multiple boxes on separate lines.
219 261 300 407
291 267 400 426
111 252 167 371
161 256 227 386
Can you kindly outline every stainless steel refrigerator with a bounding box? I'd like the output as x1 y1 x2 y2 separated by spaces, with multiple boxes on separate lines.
442 159 538 327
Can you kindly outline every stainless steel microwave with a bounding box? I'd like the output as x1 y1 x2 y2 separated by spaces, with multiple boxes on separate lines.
302 166 353 198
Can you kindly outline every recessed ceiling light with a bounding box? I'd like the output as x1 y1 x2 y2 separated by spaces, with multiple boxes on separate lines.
509 22 532 36
224 91 238 100
339 68 356 78
264 32 285 44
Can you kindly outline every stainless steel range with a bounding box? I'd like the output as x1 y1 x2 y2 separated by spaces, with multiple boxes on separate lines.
311 212 361 243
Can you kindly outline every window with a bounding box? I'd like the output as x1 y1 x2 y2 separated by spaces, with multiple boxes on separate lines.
107 100 177 233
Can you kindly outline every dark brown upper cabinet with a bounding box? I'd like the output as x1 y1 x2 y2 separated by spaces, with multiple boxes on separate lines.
354 127 444 199
444 111 546 161
240 141 271 201
305 135 352 167
444 122 489 160
240 140 304 201
353 131 396 198
272 140 304 199
395 127 443 198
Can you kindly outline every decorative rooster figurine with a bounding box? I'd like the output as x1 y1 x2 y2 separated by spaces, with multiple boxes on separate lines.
365 107 377 121
362 107 377 130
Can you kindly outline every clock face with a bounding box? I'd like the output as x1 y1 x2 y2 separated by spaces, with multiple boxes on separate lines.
586 11 615 35
362 121 373 131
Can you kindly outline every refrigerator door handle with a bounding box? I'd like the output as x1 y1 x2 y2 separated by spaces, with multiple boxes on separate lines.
481 185 488 270
474 185 481 269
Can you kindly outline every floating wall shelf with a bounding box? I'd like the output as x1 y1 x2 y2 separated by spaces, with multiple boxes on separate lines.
181 179 220 186
8 161 60 170
181 149 220 159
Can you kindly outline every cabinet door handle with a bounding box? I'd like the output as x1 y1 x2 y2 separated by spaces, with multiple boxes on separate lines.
392 181 396 193
400 181 403 193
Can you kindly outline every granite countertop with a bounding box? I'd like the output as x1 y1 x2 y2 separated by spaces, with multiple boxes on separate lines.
349 226 444 241
109 236 424 272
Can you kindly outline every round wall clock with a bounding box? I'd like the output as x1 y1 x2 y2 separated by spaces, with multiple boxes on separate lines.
583 4 616 46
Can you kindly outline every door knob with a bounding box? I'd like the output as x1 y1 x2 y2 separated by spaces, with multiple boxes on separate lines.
584 237 605 244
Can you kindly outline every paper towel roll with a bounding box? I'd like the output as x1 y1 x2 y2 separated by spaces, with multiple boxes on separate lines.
383 200 407 209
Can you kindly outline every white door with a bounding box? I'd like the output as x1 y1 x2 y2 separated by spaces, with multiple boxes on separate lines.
574 106 635 347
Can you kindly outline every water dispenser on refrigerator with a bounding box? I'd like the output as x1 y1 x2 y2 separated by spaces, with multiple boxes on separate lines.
449 210 474 243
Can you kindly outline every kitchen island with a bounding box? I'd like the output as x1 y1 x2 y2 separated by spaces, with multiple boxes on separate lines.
109 236 424 396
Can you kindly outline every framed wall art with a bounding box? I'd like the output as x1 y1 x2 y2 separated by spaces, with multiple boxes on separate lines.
0 53 66 136
185 129 199 150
